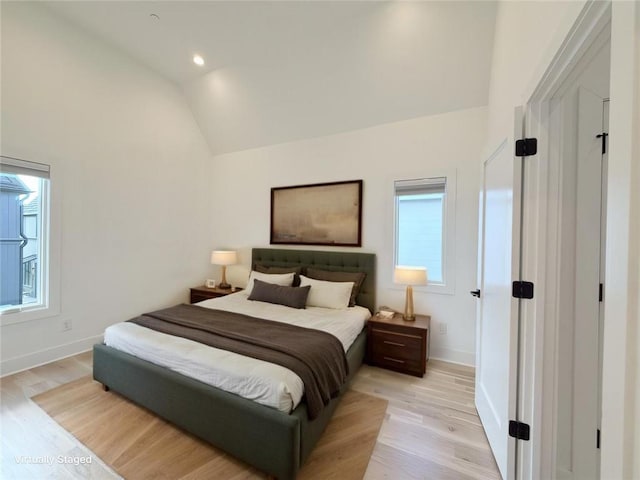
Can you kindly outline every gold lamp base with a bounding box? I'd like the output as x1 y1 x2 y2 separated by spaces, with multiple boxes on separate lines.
403 285 415 321
218 266 231 289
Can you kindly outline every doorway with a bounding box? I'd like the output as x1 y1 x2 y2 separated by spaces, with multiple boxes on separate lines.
515 9 612 480
474 3 613 478
552 39 610 479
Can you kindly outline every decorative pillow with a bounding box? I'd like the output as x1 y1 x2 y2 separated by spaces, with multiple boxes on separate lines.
247 279 310 309
254 263 303 286
305 268 366 307
299 275 354 310
245 271 295 295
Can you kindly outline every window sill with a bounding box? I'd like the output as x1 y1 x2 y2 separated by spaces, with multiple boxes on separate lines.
389 283 456 296
0 304 59 326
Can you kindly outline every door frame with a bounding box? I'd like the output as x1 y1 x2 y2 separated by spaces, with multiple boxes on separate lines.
513 2 612 479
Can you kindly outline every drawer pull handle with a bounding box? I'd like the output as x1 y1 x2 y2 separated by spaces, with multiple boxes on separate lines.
371 328 422 340
383 340 405 347
383 357 405 364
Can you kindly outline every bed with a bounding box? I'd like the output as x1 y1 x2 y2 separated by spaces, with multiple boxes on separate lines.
93 248 376 480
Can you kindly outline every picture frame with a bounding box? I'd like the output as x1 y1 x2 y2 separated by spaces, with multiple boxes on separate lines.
270 180 363 246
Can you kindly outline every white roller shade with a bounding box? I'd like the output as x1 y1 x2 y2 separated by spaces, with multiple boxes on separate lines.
0 156 50 179
394 177 445 196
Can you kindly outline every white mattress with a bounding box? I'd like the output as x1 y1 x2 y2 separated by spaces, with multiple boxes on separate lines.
104 292 370 413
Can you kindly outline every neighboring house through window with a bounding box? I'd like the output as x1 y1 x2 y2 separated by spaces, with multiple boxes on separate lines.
394 173 456 294
0 156 51 318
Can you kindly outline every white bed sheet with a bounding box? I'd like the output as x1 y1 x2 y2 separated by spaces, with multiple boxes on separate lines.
104 292 370 413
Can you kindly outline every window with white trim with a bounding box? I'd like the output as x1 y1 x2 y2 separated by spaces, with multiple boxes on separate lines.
394 175 455 292
0 156 51 316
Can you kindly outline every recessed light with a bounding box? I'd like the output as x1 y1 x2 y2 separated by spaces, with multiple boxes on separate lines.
193 54 205 66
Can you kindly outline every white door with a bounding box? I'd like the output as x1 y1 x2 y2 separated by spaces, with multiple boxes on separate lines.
597 98 608 473
573 88 609 479
475 108 524 480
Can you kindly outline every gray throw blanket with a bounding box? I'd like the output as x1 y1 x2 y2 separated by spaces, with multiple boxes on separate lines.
128 304 349 419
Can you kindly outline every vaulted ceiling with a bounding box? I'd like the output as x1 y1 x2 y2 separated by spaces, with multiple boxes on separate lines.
45 1 497 155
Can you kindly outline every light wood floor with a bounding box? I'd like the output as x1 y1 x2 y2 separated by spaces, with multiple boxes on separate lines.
355 362 500 480
0 352 499 479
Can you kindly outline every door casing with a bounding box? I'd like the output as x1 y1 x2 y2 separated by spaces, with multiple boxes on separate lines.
511 3 612 479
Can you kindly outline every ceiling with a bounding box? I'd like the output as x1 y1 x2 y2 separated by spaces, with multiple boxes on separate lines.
45 1 498 155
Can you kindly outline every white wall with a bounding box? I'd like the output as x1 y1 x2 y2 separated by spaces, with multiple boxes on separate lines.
210 106 487 365
485 0 587 154
0 2 213 374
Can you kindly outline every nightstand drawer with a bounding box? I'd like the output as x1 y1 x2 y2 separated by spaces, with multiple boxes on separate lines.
190 292 223 303
370 329 422 361
366 314 430 377
374 355 423 375
190 286 241 304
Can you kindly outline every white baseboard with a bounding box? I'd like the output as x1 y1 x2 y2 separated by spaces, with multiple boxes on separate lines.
429 346 476 366
0 334 103 377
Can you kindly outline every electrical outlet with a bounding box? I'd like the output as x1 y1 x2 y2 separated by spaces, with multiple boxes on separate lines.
62 319 72 332
439 322 448 335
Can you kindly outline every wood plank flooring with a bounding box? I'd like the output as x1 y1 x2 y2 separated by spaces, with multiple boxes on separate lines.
0 352 117 479
32 377 385 480
354 361 500 479
0 353 499 479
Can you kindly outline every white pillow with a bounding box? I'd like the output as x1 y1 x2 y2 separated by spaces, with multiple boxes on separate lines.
245 271 295 295
299 275 354 310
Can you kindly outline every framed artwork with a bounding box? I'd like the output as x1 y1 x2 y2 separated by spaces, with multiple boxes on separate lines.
270 180 363 246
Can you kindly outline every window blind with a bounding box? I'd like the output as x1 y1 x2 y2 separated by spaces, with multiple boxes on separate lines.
0 156 50 179
394 177 446 196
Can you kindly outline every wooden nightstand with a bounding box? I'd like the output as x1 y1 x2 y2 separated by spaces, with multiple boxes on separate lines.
190 286 241 304
366 313 430 377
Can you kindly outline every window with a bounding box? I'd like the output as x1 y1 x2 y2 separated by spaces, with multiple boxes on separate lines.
0 156 51 316
394 174 456 293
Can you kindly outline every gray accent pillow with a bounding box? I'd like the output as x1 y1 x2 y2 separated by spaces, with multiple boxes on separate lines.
247 279 311 309
305 268 366 307
255 263 303 286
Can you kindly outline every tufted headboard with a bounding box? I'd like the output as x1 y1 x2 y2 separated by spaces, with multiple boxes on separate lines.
251 248 376 314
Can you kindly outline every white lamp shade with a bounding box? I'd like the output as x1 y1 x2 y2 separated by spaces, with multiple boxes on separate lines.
210 250 237 266
393 266 428 285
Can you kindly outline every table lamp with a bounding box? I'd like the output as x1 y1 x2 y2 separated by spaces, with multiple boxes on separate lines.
393 266 428 321
211 250 237 289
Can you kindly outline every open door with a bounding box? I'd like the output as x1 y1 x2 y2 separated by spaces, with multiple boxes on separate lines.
570 87 609 480
475 107 526 479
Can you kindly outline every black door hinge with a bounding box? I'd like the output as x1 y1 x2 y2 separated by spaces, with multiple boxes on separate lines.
509 420 530 441
515 138 538 157
470 289 481 298
596 132 608 155
512 281 534 299
597 429 601 449
599 283 604 302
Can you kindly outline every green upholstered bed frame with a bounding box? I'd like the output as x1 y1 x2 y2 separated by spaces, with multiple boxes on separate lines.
93 248 376 479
